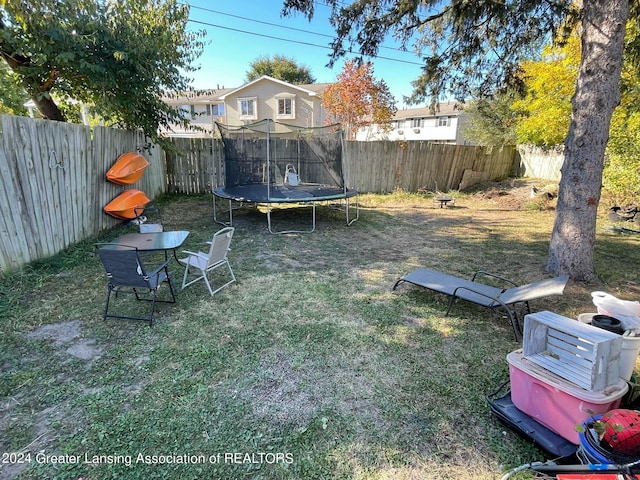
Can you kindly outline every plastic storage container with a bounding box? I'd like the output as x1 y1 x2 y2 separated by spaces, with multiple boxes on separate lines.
507 349 628 444
577 312 640 382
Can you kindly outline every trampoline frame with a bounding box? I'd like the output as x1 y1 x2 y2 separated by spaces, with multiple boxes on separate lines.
212 186 359 234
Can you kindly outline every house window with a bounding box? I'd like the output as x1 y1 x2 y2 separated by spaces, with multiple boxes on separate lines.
205 104 224 117
178 105 190 119
212 103 224 116
411 118 424 128
438 116 450 127
238 97 257 119
276 96 295 119
190 105 196 119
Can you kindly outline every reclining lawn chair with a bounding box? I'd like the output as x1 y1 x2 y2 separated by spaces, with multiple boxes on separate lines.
97 244 176 326
393 268 569 341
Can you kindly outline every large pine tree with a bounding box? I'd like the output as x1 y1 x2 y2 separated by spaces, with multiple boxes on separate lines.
283 0 635 281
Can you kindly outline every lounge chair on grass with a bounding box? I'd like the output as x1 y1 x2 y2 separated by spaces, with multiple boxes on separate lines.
393 268 569 341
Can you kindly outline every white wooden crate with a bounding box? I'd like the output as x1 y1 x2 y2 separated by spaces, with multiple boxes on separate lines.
523 311 623 391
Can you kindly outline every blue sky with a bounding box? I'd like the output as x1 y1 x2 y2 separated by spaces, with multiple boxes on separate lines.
184 1 427 108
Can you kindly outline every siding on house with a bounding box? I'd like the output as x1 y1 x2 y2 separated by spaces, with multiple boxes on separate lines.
161 88 232 137
162 76 330 137
356 102 473 145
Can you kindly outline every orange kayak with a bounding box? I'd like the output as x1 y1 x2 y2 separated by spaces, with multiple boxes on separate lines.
106 152 149 185
104 189 150 220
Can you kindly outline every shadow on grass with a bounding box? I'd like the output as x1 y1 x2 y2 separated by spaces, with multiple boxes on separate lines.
1 191 638 479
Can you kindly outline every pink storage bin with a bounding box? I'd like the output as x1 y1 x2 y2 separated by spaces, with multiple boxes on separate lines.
507 349 628 444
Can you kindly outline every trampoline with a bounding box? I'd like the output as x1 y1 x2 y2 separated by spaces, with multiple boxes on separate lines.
213 119 358 233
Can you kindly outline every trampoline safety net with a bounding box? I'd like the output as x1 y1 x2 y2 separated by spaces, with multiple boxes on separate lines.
215 119 345 190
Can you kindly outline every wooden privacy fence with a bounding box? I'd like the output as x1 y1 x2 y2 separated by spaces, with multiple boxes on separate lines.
165 138 223 194
517 145 564 181
344 141 516 193
164 138 517 194
0 114 165 274
0 114 517 273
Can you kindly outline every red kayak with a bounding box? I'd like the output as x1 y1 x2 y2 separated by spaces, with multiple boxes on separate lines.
104 189 150 219
106 152 149 185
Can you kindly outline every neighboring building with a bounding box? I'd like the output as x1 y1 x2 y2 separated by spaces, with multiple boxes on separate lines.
161 76 331 137
161 87 231 138
355 102 472 144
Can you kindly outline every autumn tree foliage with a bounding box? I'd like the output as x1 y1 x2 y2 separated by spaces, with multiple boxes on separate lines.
512 34 580 147
321 60 396 140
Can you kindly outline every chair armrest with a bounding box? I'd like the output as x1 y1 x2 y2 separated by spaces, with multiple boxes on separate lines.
147 258 172 278
471 270 518 288
181 250 208 259
449 285 522 339
451 285 507 305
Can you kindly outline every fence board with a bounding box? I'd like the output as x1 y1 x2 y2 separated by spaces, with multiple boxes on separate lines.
0 145 29 272
165 138 219 194
0 115 166 274
517 145 564 180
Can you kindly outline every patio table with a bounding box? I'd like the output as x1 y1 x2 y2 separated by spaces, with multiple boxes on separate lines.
104 230 189 262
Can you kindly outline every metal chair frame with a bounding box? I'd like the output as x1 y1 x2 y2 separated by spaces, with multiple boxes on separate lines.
179 227 236 296
97 244 176 326
134 205 164 233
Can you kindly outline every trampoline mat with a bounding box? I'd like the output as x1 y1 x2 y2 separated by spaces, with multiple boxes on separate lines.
214 184 357 203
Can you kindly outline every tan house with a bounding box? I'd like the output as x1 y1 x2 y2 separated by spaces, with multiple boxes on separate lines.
161 76 331 137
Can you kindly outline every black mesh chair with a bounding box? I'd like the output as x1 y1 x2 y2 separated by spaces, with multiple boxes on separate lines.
97 244 176 326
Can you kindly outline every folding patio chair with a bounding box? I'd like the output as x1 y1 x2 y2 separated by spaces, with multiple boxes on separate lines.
179 227 236 296
97 244 176 325
134 205 164 233
393 267 569 340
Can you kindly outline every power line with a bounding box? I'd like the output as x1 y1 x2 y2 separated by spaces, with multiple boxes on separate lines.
188 4 414 56
186 6 424 66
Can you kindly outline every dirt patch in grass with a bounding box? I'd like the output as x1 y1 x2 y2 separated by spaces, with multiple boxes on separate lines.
240 345 392 431
26 319 104 361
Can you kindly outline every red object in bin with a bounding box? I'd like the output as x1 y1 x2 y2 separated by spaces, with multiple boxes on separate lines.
600 409 640 456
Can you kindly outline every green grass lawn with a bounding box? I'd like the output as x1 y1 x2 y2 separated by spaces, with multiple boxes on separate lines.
1 183 639 479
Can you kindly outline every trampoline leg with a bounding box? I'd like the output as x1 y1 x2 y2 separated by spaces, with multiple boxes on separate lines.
266 202 316 234
346 193 359 226
213 195 234 227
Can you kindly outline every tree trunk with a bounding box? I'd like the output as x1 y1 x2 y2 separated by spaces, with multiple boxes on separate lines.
1 51 66 122
546 0 629 282
29 93 65 121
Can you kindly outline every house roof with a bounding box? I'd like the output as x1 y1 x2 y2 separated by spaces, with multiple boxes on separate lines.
219 75 330 99
162 88 232 104
163 77 332 105
393 102 463 120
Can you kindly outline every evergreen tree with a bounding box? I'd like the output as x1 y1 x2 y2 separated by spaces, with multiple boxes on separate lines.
283 0 636 281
